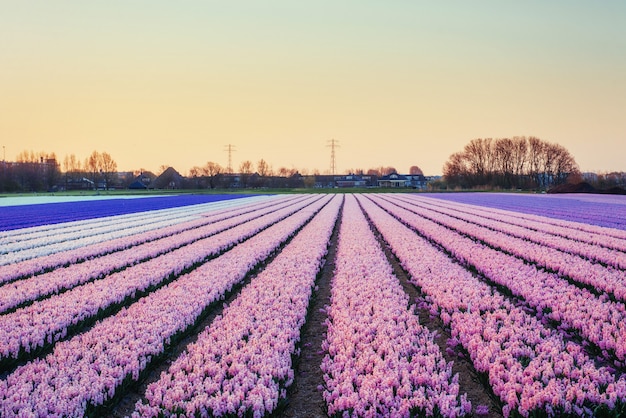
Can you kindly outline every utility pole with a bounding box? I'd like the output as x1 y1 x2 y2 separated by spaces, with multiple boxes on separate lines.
224 144 236 174
327 139 339 175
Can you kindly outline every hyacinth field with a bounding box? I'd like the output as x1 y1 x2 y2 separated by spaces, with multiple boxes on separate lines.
1 193 626 417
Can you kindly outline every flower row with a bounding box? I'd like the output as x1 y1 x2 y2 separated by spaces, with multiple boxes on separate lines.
0 195 323 363
0 196 333 416
0 196 282 267
134 195 341 417
0 196 304 314
407 195 626 269
392 195 626 302
320 195 470 417
0 195 294 285
0 194 253 231
372 195 626 363
360 195 626 417
0 214 196 266
426 193 626 231
2 202 201 253
0 195 259 246
417 195 626 253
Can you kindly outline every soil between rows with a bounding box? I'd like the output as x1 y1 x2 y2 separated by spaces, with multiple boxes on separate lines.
108 197 499 417
276 199 343 418
364 211 502 418
278 197 500 417
108 265 264 417
107 200 322 417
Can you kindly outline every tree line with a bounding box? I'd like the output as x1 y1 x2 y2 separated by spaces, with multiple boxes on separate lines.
188 159 424 189
0 149 426 193
443 136 580 190
0 151 119 192
1 137 597 193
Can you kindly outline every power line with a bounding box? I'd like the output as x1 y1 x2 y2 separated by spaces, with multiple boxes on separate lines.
327 139 339 175
224 144 236 174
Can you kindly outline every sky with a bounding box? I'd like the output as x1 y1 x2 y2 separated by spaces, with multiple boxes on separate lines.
1 1 625 176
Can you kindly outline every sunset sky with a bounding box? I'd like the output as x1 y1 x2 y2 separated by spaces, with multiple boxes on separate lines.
1 1 625 175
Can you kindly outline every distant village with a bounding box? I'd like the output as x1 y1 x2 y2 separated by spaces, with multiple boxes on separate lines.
0 155 440 193
124 168 435 191
3 142 625 194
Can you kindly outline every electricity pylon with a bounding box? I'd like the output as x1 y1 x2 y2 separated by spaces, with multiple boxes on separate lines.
327 139 339 175
224 144 236 174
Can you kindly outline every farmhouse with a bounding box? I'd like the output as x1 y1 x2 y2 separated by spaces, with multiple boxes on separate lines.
378 172 428 189
335 174 368 188
154 167 184 189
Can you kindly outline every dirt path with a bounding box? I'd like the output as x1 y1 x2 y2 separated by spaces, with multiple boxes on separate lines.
280 197 500 417
106 207 321 417
107 269 258 417
107 196 500 417
277 200 343 418
371 224 503 417
360 198 502 417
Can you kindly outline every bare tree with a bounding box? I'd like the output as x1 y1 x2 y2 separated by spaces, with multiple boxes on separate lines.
370 166 397 176
493 138 514 188
463 138 493 186
85 151 100 185
443 152 469 188
43 152 60 190
409 165 424 175
527 136 545 188
549 143 579 186
63 154 82 174
343 168 364 175
239 160 253 188
203 161 222 177
15 150 37 163
188 166 202 178
12 150 60 191
511 137 528 187
443 136 578 190
257 159 270 177
81 151 119 189
63 154 83 189
100 152 118 190
202 161 223 189
188 166 204 189
14 151 38 191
